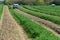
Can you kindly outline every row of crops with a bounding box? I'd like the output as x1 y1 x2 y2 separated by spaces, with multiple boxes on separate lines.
18 6 60 25
23 5 60 17
32 6 60 17
8 5 60 40
0 5 3 19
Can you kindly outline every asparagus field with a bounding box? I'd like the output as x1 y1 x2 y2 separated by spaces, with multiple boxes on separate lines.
8 5 60 40
0 5 60 40
18 6 60 25
23 5 60 17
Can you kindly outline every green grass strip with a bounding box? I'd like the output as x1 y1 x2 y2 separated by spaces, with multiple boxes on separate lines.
0 5 3 19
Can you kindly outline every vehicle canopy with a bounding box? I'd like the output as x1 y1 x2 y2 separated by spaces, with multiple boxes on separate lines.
51 4 56 7
13 4 19 7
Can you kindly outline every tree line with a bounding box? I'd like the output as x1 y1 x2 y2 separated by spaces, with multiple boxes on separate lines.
4 0 60 5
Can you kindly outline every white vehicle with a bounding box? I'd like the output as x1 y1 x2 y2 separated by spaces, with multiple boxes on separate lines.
13 4 19 9
51 4 56 7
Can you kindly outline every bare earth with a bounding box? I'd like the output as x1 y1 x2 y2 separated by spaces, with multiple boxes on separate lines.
15 9 60 37
0 6 29 40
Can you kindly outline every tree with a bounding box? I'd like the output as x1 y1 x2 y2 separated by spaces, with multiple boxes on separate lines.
35 0 45 5
4 0 6 4
44 0 51 4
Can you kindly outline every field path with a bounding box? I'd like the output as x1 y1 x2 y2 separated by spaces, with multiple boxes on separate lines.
0 6 29 40
15 9 60 37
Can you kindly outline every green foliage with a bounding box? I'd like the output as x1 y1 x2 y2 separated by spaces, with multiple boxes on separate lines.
4 0 6 5
23 5 60 17
19 6 60 25
0 5 3 19
8 4 11 9
8 6 60 40
9 7 40 38
32 6 60 17
35 0 45 5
